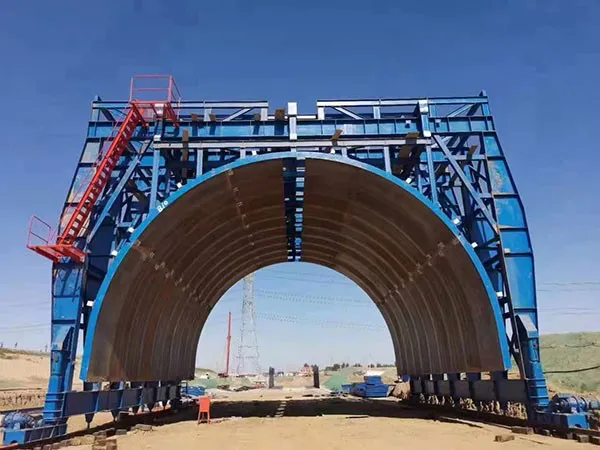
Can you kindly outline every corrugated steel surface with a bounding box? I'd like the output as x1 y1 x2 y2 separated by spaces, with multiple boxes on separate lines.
302 159 504 375
86 160 288 381
86 155 505 382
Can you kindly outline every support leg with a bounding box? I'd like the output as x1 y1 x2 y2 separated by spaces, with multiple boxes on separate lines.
43 262 85 435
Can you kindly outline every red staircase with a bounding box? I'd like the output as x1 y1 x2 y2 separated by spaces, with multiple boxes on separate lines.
28 76 180 263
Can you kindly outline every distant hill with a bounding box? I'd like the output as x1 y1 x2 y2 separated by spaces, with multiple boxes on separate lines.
540 332 600 395
319 333 600 396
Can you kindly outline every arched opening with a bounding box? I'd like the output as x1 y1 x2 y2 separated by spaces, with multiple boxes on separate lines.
197 262 395 378
81 153 510 382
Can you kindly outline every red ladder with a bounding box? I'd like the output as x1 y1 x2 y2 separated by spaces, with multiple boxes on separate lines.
28 104 146 263
28 75 181 263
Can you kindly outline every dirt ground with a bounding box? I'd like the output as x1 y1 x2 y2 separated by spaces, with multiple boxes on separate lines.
0 351 83 391
61 396 584 450
36 394 584 450
108 418 582 450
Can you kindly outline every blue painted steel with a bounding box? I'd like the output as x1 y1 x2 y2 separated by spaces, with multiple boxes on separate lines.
86 116 494 141
43 261 85 436
410 378 528 404
1 412 41 431
349 376 390 398
340 384 352 394
529 393 600 428
180 385 206 398
2 384 179 445
12 91 572 445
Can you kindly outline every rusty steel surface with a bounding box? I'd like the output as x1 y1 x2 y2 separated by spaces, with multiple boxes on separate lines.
86 155 505 381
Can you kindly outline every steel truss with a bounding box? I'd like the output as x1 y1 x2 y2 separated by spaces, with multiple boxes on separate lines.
9 88 587 445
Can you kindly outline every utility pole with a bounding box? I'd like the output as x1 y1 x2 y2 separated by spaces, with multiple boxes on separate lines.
225 312 232 376
235 273 261 375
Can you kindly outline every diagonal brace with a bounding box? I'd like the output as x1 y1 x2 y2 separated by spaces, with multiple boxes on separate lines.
222 108 252 122
87 141 152 242
333 107 363 120
433 135 497 232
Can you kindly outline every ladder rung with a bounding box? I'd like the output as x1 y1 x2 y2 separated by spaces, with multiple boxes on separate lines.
60 112 139 244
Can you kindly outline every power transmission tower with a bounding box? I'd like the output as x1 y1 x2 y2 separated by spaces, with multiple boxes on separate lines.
235 273 261 375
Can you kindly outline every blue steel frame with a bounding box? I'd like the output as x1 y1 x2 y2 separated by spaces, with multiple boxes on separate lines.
8 91 577 444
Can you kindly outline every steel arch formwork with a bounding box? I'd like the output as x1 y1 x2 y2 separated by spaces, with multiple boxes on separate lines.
9 80 583 444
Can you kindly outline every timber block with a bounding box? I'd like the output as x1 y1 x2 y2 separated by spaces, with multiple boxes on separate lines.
576 434 590 443
511 426 534 435
494 434 515 443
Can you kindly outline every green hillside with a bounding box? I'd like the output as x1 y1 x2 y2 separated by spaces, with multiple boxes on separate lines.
540 332 600 395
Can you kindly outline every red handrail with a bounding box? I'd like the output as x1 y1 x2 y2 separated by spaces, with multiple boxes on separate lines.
27 75 181 263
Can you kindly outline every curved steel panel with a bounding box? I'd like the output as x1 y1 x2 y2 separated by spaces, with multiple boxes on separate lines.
82 153 510 382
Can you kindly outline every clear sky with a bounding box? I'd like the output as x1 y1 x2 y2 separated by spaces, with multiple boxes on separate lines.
0 0 598 373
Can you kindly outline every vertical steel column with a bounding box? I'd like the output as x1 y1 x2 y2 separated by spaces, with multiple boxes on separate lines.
383 146 391 173
149 147 160 209
483 121 549 408
196 150 204 178
43 262 85 432
425 145 437 204
418 100 438 204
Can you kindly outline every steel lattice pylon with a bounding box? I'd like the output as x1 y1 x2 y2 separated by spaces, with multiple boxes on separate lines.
7 77 592 446
235 273 261 375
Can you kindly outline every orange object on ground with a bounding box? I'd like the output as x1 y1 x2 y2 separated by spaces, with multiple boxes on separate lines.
197 396 211 424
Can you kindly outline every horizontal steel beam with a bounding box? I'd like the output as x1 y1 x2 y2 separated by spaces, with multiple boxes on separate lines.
92 97 488 112
92 100 269 109
3 384 180 445
87 116 493 141
317 96 488 107
155 137 431 149
411 377 527 403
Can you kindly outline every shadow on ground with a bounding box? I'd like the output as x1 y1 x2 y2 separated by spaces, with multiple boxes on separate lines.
157 397 485 429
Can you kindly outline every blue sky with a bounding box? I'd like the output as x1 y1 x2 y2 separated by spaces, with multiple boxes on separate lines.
0 0 598 372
